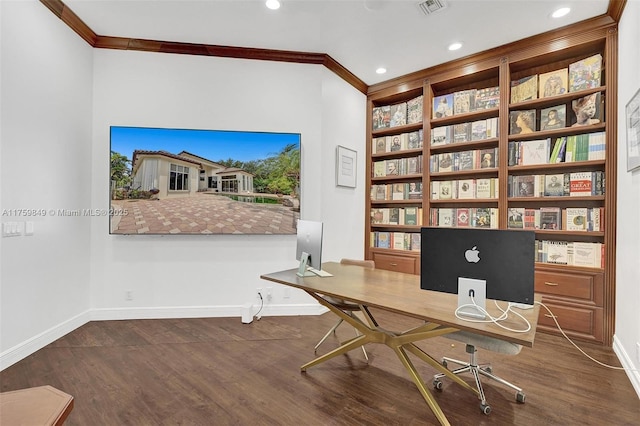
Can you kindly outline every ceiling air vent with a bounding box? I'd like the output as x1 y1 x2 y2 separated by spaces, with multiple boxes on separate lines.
417 0 447 15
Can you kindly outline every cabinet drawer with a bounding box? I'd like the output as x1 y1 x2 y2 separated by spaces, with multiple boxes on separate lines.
373 253 417 274
537 301 603 342
535 269 603 306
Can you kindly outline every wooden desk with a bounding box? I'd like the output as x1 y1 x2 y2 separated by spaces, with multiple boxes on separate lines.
261 261 540 426
0 385 74 425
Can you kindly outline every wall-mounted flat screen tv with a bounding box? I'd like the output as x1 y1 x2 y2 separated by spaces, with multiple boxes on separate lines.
109 126 301 235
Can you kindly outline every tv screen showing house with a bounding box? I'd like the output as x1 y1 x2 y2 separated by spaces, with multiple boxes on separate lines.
109 126 301 235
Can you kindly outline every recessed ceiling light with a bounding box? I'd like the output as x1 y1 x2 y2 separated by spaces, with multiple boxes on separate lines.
552 7 571 18
266 0 280 10
376 67 387 75
448 42 462 51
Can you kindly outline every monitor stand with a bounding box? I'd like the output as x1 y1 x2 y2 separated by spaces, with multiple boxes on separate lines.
296 252 333 277
457 277 487 319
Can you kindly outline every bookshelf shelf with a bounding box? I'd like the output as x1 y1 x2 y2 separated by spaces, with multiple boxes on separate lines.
365 20 617 344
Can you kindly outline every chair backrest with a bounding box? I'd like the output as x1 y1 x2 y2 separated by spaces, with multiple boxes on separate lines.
340 258 375 269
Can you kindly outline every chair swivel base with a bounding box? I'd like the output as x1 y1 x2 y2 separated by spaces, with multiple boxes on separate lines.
432 345 525 415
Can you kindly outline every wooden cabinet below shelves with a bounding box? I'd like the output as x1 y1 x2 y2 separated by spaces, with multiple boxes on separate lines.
534 265 605 342
372 252 419 275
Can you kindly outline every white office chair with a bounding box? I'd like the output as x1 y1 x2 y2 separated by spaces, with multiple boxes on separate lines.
314 258 375 361
432 330 525 415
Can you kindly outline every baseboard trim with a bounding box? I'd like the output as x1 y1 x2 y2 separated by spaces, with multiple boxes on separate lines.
1 303 325 371
612 335 640 399
0 310 91 371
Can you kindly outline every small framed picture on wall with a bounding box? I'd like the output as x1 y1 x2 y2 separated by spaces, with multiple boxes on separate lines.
626 88 640 171
336 145 357 188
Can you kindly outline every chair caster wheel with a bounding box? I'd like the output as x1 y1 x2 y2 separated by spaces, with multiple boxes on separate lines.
480 403 491 415
433 379 443 391
441 359 448 368
516 391 526 403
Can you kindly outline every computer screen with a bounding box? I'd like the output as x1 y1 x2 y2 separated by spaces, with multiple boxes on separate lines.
420 227 535 305
296 219 323 271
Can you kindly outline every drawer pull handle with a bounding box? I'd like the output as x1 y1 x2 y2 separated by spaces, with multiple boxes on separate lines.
544 282 559 286
390 262 398 266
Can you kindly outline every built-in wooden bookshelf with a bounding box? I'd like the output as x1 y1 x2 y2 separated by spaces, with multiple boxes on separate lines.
365 18 618 345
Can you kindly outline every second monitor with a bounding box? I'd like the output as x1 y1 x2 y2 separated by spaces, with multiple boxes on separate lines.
420 227 535 317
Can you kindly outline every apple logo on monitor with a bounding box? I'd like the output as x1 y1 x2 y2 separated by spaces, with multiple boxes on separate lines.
465 246 480 263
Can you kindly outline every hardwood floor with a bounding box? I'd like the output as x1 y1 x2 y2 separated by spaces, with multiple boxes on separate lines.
1 310 638 425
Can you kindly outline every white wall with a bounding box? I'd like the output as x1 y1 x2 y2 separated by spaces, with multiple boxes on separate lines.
88 50 366 318
0 1 94 368
614 0 640 396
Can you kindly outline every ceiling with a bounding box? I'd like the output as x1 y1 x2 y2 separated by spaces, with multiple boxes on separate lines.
63 0 611 86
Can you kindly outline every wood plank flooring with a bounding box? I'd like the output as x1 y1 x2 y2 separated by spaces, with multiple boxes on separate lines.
1 310 638 425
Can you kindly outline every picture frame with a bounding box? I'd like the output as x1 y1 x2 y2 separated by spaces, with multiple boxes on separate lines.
336 145 357 188
626 88 640 171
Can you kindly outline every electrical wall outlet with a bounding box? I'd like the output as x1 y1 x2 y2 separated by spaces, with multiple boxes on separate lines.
266 287 273 301
126 290 133 301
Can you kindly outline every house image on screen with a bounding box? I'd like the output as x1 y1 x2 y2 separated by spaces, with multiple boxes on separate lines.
131 150 254 199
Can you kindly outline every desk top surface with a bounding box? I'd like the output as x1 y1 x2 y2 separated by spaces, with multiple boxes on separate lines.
261 262 541 347
0 385 74 426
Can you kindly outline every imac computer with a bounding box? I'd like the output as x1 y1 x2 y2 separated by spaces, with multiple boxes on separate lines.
420 227 535 318
296 219 331 277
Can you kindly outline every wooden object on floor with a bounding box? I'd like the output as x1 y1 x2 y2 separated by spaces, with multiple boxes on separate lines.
0 385 74 426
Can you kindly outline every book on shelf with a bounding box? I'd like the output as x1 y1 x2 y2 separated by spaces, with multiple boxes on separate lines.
407 182 422 199
373 161 386 177
406 95 423 124
568 53 602 92
453 123 471 143
407 130 424 149
510 75 538 103
433 94 454 118
370 208 388 224
569 242 604 268
570 92 602 127
486 117 499 139
569 171 596 196
479 148 497 168
372 105 391 130
386 159 400 176
524 209 537 229
540 207 562 230
373 137 387 154
453 89 476 114
438 153 454 172
456 208 470 227
391 183 406 200
457 150 475 171
388 134 404 152
507 208 525 229
545 240 568 264
587 131 606 160
471 120 487 141
540 104 566 130
544 173 566 196
475 178 492 199
376 232 391 249
410 233 421 251
539 68 568 98
407 157 420 175
392 232 406 250
404 207 419 225
457 179 476 199
564 207 588 231
509 109 537 134
549 137 567 163
431 126 452 146
471 207 497 228
438 180 454 200
519 138 551 165
390 102 407 127
513 175 536 197
438 208 455 227
389 208 401 225
474 86 500 110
